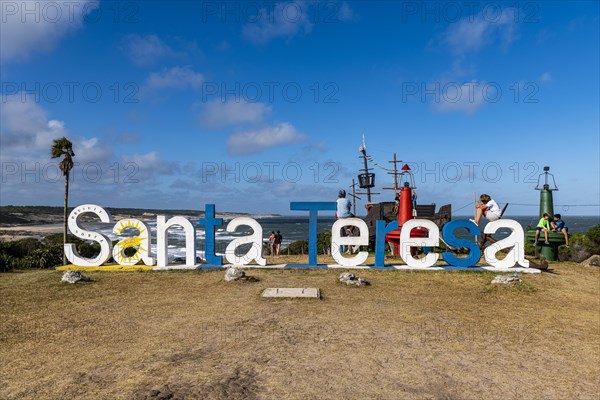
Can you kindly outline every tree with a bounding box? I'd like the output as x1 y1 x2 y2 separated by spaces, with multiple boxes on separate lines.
51 137 75 265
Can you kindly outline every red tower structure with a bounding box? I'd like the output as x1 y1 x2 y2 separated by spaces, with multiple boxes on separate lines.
385 164 429 255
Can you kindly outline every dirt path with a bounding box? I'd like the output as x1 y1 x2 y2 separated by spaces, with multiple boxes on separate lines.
1 262 598 399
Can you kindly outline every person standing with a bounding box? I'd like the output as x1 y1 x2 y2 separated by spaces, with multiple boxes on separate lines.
274 230 282 255
268 231 276 256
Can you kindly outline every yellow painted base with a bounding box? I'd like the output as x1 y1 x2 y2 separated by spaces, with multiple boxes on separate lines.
56 264 153 271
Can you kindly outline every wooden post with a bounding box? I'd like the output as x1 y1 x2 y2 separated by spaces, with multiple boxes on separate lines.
351 178 357 216
474 192 478 244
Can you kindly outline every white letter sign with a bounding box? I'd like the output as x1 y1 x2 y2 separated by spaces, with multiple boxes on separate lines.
331 218 369 266
483 219 530 268
112 219 155 266
225 217 266 266
64 204 113 267
400 219 440 268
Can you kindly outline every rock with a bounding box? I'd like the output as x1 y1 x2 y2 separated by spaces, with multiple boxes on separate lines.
356 278 369 286
491 275 522 285
339 272 355 283
339 272 369 287
61 270 90 284
224 266 246 282
581 254 600 268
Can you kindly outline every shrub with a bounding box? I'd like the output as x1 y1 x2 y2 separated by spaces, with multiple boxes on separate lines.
27 245 65 269
0 234 97 271
0 238 43 258
317 231 332 254
0 253 17 272
583 225 600 255
281 240 308 255
524 241 535 256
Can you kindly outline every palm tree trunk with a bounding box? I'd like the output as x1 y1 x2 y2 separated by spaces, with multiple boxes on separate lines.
63 174 69 265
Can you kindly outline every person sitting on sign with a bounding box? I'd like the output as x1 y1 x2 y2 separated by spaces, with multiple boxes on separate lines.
470 194 501 226
551 213 569 247
534 213 552 246
336 190 353 253
412 190 418 217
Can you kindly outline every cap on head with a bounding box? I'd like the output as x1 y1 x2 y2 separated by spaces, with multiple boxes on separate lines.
339 189 346 197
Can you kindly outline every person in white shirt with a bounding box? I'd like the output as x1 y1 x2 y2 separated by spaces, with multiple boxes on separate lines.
336 190 352 218
471 194 501 225
336 190 353 253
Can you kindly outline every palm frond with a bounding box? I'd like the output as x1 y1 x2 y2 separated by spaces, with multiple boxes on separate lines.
50 137 73 159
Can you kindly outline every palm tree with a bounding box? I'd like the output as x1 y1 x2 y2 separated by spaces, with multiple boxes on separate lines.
51 137 75 265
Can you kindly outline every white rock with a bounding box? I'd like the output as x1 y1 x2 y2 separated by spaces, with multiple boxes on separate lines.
491 275 522 285
224 266 245 282
339 272 369 286
61 270 90 284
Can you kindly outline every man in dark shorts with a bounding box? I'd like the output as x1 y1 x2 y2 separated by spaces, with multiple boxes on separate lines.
274 230 282 255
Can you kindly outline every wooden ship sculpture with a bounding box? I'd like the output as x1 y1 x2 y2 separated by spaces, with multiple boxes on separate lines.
356 138 452 252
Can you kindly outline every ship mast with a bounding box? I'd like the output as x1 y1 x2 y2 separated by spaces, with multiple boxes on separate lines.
357 134 379 205
349 178 361 216
383 152 402 196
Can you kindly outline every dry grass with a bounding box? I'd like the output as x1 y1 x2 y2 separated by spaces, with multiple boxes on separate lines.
1 259 599 399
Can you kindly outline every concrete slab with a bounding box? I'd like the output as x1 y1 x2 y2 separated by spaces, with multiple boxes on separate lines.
326 264 371 269
388 265 541 274
262 287 320 298
152 265 199 271
222 264 287 269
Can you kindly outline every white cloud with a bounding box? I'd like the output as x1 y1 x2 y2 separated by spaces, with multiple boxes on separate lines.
119 34 182 66
0 94 67 152
242 1 313 44
0 94 182 206
0 0 99 63
440 7 519 55
227 123 306 155
540 72 552 82
432 81 489 114
143 66 204 92
0 93 115 164
338 1 358 22
200 100 271 128
121 151 177 175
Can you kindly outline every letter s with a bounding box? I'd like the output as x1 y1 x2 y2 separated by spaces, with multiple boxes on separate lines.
441 220 480 267
64 204 113 267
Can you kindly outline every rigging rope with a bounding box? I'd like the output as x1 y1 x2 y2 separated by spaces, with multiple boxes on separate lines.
365 155 393 172
507 203 600 207
450 203 599 212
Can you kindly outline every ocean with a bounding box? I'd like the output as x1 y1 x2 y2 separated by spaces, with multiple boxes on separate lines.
84 215 599 262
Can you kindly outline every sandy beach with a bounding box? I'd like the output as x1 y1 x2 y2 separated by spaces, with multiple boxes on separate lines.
0 224 63 241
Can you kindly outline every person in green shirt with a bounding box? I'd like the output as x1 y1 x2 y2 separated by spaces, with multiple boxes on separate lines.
534 213 551 245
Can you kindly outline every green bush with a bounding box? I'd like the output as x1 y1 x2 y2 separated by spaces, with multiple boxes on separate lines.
524 240 535 256
278 231 331 255
281 240 308 255
0 234 102 271
0 253 17 272
317 231 332 254
0 238 43 258
583 224 600 255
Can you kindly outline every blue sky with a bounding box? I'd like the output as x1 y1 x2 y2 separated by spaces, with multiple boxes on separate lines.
1 1 599 216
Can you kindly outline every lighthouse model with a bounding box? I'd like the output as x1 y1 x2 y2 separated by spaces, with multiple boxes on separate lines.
526 166 566 260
